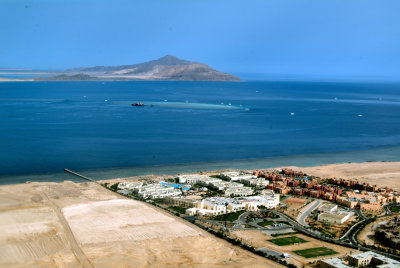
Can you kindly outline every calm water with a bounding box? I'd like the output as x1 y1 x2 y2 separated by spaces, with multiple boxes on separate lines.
1 81 400 183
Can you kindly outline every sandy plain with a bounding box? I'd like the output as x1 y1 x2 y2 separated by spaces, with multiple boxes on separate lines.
286 161 400 191
0 181 282 268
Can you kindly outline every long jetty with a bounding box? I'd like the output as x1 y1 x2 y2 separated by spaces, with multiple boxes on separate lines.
63 168 97 183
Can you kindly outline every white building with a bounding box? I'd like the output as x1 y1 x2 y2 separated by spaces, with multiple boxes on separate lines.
199 177 223 185
207 180 253 196
178 175 210 184
243 177 269 187
241 191 280 209
117 181 143 191
133 183 182 199
318 203 338 213
190 197 237 216
225 186 253 197
221 171 256 181
210 181 232 191
211 181 243 190
317 211 353 224
186 193 279 216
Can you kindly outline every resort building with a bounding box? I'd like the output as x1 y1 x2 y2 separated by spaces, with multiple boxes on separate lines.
224 185 253 197
117 181 143 190
318 203 338 213
336 191 397 211
178 175 210 184
221 171 255 181
318 257 350 268
317 211 353 224
242 177 269 187
133 183 182 199
319 251 400 268
165 195 201 208
210 181 242 191
239 191 280 209
187 197 239 216
199 177 223 185
186 192 279 216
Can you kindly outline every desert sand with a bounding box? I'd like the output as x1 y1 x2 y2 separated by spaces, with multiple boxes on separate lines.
0 181 282 268
286 161 400 191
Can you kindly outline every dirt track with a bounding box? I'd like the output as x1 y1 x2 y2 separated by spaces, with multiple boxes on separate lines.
41 192 94 268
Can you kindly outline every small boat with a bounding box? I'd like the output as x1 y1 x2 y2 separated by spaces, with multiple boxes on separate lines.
131 102 144 107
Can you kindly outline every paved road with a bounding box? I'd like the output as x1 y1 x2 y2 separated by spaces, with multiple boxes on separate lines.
383 202 400 216
297 199 322 227
257 247 283 260
355 208 367 220
42 192 94 268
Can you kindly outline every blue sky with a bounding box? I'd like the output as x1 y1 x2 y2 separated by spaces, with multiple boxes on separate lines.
1 0 399 80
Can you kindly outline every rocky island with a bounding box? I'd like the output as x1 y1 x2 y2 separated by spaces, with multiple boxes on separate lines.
34 55 241 81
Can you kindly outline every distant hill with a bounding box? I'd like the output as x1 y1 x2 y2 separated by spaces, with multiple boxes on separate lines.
39 55 241 81
35 73 100 81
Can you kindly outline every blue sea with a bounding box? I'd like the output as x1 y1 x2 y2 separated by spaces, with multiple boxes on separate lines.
1 81 400 184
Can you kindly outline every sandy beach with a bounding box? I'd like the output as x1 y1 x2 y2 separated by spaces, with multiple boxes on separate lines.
286 161 400 191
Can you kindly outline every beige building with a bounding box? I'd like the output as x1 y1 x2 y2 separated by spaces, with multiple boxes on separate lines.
166 196 200 208
319 251 400 268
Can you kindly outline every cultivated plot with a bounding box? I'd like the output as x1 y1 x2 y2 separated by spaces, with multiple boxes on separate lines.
268 236 308 246
292 247 338 258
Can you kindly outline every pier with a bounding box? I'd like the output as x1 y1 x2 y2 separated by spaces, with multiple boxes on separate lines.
63 168 97 183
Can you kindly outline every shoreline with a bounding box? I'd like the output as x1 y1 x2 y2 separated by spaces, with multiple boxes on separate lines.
2 160 399 191
2 144 400 185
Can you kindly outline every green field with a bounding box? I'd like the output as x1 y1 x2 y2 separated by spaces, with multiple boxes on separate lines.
268 236 307 246
169 206 186 214
390 206 400 213
292 247 338 258
211 211 243 222
259 220 274 227
271 232 298 237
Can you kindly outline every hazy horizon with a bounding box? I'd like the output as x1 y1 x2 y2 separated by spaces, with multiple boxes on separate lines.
1 0 400 81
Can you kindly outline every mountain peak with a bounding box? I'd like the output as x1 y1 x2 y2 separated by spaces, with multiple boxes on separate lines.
159 54 179 60
154 55 193 66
